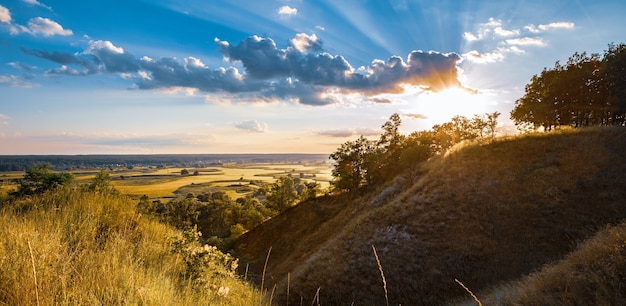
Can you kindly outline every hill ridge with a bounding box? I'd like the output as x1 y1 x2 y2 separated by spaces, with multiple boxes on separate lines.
234 127 626 305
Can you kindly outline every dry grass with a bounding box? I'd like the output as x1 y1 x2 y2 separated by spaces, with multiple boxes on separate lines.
474 221 626 305
234 127 626 305
0 188 265 305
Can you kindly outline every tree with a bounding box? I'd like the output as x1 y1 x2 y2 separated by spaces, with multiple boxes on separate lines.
376 113 406 182
300 181 321 201
399 131 438 184
329 136 377 192
86 169 116 194
166 198 200 230
265 176 299 212
602 43 626 125
12 163 73 197
181 169 190 176
511 44 626 130
485 111 501 139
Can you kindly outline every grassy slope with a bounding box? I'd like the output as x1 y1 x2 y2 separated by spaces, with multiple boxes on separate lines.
233 127 626 305
0 189 264 306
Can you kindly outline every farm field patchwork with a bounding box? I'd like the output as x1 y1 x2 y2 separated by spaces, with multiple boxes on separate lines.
110 163 332 200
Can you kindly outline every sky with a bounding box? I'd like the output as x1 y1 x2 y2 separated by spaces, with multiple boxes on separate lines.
1 0 625 155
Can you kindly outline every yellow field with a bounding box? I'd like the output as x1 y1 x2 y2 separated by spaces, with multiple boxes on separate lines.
111 164 332 200
0 163 333 201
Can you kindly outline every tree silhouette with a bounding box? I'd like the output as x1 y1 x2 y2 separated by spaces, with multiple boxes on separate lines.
511 43 626 130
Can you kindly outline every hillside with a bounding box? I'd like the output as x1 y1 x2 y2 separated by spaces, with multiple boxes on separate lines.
233 127 626 305
0 189 264 305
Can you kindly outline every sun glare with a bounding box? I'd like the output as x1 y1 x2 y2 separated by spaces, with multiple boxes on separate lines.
406 86 494 129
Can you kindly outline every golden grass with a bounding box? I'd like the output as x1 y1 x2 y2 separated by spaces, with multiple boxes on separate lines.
475 221 626 305
0 188 265 305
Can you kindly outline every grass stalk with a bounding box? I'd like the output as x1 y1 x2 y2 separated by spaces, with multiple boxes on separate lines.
311 287 321 306
372 245 389 306
27 240 40 306
455 278 482 306
260 246 272 306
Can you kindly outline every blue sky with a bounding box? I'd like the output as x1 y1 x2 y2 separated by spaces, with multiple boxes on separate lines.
1 0 625 154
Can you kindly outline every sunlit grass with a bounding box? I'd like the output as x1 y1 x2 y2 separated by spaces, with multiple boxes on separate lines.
0 189 265 305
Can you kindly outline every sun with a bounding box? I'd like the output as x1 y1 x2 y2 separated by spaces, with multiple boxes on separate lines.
404 86 495 129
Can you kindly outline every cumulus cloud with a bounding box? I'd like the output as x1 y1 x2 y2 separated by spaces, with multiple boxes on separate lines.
23 34 467 105
234 120 268 133
22 17 72 36
0 5 11 23
217 35 464 92
7 17 72 36
84 40 140 72
291 33 322 53
278 5 297 16
0 5 71 36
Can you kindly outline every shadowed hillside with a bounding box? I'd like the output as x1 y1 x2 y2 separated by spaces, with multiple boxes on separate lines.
233 127 626 305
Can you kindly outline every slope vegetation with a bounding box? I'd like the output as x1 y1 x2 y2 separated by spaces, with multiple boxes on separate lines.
0 189 263 305
233 127 626 305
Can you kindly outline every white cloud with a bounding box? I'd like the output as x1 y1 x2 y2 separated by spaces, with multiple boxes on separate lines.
463 17 571 64
463 32 479 41
494 27 520 37
0 5 11 23
526 21 575 33
24 17 72 36
0 113 9 120
86 40 124 54
21 0 52 10
185 56 206 69
464 18 513 42
235 120 268 133
463 46 526 64
506 37 547 47
0 75 38 88
463 50 505 64
290 33 320 52
278 5 297 16
138 70 151 80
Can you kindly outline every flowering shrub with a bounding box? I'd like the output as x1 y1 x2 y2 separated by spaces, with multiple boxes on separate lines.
169 226 239 287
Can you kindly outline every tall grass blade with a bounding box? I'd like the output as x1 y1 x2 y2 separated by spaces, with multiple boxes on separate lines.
372 245 389 306
455 278 482 306
260 246 272 306
28 240 40 306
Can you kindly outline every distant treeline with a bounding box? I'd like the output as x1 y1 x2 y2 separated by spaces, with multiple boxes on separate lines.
0 154 328 171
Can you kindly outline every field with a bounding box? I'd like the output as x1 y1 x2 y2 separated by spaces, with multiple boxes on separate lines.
1 162 333 202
